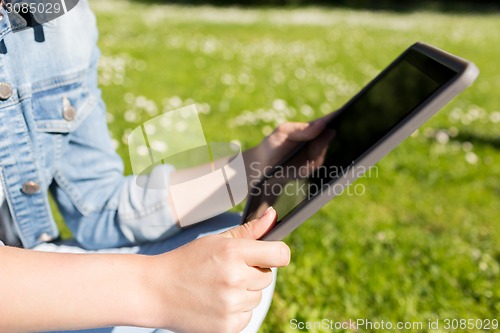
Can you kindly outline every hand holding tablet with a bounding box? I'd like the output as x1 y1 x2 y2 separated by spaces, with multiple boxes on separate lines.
241 42 479 240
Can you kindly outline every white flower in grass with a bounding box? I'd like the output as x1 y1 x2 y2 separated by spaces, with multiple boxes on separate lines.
471 248 482 260
230 139 241 146
98 55 132 86
196 103 211 115
136 145 150 157
202 39 217 55
465 152 479 165
287 107 297 118
150 141 168 153
479 261 488 271
448 127 459 138
272 99 287 111
490 111 500 123
423 127 435 138
261 125 273 136
262 110 277 123
169 96 183 109
124 110 138 123
238 73 250 85
435 130 449 145
467 105 487 121
175 121 188 133
144 124 157 135
124 92 134 104
111 138 119 150
106 113 115 123
295 68 307 80
145 104 158 116
449 108 462 123
320 102 332 115
272 72 286 85
221 74 234 86
139 98 150 107
462 142 473 152
300 104 314 117
122 129 132 145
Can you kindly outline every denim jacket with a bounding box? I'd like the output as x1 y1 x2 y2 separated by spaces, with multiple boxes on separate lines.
0 1 178 249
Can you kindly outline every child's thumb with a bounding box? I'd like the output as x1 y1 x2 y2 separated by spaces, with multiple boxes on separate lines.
222 207 277 240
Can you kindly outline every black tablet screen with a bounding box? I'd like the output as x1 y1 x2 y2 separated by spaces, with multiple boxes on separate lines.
244 49 457 224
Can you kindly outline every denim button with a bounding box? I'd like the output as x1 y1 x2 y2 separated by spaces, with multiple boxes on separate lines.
63 105 76 121
63 96 76 121
21 181 41 195
38 233 53 242
0 82 13 100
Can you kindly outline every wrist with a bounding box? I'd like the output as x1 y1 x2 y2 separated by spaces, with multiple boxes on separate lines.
134 253 177 330
123 255 166 329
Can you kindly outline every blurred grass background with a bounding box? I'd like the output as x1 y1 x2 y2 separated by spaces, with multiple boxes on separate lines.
60 0 500 331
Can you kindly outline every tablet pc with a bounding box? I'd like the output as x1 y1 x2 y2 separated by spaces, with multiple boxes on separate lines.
241 42 479 241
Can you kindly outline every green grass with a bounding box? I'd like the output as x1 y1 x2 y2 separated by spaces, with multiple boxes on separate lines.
74 1 500 331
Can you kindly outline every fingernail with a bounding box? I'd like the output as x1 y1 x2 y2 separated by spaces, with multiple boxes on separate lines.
265 206 274 214
280 244 291 266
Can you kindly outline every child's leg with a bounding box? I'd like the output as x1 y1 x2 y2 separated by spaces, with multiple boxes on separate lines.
35 213 277 333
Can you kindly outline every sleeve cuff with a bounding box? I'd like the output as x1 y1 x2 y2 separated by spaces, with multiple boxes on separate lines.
117 164 180 244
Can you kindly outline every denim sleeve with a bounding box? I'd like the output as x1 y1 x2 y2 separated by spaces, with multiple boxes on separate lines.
117 164 180 244
51 96 180 250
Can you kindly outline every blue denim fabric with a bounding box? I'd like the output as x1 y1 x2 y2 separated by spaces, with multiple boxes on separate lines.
0 1 178 249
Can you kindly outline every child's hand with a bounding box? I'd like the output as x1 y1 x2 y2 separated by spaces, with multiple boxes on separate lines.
244 115 334 182
146 207 289 333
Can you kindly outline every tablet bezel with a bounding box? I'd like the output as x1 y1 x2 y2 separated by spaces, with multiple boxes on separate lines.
242 42 479 241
